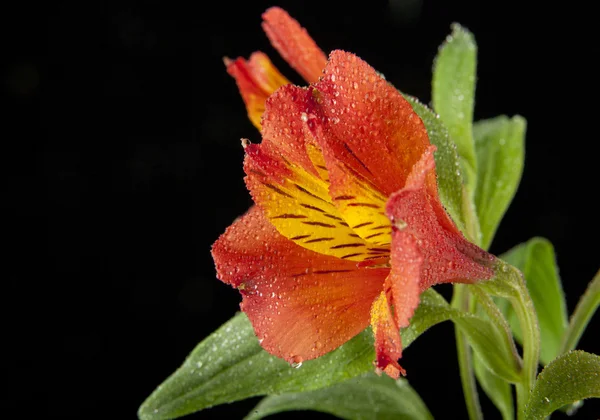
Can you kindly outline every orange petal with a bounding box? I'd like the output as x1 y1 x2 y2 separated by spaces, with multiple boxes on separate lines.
309 51 431 198
212 206 389 364
260 84 319 177
386 147 496 290
262 7 327 84
225 52 290 129
370 289 405 379
244 140 384 261
245 85 390 261
306 112 392 245
370 231 423 379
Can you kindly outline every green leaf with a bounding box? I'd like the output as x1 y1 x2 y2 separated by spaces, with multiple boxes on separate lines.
471 286 515 420
138 313 375 420
403 288 521 382
560 269 600 354
139 288 517 420
473 355 514 420
432 23 478 187
500 237 568 364
525 350 600 420
245 373 433 420
404 95 467 234
473 115 526 250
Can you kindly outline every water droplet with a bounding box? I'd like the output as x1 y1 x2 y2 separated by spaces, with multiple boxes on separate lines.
290 355 303 368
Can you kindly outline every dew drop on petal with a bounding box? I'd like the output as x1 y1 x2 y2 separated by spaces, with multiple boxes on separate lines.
290 355 303 368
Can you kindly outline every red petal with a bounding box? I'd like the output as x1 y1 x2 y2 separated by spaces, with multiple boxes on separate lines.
386 147 495 290
225 52 290 130
307 113 392 245
308 51 431 197
260 84 318 177
371 289 405 379
262 7 328 84
371 229 423 379
212 206 389 364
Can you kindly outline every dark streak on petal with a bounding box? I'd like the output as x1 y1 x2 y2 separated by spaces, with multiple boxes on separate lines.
249 169 267 178
347 202 380 209
368 248 390 252
295 184 328 203
343 142 373 175
352 222 373 229
300 203 326 213
291 234 311 240
263 183 294 198
273 214 308 219
301 221 336 228
365 232 384 239
330 243 365 249
370 224 391 231
291 271 309 277
304 237 335 243
341 253 363 259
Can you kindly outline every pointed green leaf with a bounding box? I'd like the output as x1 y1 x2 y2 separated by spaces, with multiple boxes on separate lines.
525 351 600 420
560 269 600 354
245 373 433 420
501 237 568 364
474 353 514 420
432 23 478 187
404 95 467 234
138 313 375 420
473 115 526 250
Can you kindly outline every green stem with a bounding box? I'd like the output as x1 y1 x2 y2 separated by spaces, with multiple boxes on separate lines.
480 261 540 420
507 265 540 420
559 269 600 354
453 284 483 420
471 285 522 370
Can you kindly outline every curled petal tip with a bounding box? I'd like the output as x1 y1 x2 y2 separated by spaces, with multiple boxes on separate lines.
261 7 327 84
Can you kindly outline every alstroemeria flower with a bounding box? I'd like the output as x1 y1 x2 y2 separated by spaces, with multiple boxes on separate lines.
224 7 327 130
213 11 496 379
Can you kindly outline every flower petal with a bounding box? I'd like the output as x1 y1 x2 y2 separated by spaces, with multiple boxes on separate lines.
306 113 392 245
260 84 319 177
386 146 495 289
370 229 423 379
262 7 327 84
212 206 388 364
244 142 384 261
310 51 431 197
225 52 290 130
245 85 390 261
370 289 405 379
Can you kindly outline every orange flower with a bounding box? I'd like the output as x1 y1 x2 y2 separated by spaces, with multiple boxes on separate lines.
213 11 496 379
224 7 327 130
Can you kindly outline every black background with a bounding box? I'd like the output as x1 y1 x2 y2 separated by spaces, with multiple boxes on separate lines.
4 0 599 419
